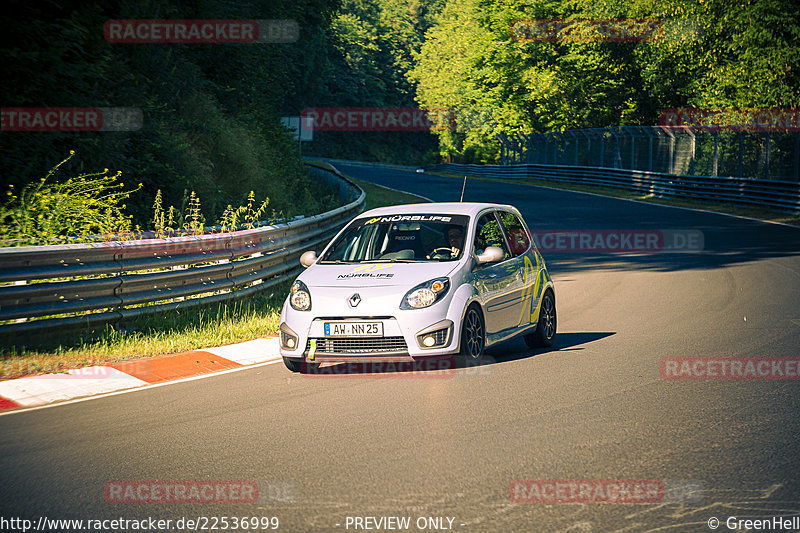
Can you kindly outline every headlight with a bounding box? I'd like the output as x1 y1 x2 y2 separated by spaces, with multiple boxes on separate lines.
401 278 450 310
290 280 311 311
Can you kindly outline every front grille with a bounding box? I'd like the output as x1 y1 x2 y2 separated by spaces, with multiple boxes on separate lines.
307 336 408 355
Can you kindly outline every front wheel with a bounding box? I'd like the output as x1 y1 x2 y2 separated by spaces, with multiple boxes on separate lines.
283 357 321 374
283 357 302 372
524 290 556 349
459 305 485 365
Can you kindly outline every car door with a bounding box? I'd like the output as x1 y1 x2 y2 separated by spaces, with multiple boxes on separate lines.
471 211 519 336
495 210 533 329
497 209 548 329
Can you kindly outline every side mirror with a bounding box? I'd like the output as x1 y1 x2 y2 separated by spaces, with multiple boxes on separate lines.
299 250 317 268
476 246 504 264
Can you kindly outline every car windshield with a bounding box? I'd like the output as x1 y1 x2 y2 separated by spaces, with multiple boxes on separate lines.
318 214 470 263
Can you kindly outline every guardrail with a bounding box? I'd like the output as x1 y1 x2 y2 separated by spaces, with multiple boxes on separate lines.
497 128 800 182
304 156 420 172
0 164 364 336
425 163 800 214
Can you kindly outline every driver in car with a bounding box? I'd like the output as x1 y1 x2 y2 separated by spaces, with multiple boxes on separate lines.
426 224 464 259
447 225 463 256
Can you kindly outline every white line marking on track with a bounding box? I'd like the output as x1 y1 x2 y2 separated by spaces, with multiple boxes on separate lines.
0 357 283 418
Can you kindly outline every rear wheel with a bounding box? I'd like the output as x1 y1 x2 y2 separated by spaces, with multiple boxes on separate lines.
524 290 556 348
459 305 485 365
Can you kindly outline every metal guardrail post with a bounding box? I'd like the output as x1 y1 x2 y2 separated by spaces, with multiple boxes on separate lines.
579 129 591 167
712 130 719 177
795 132 800 182
543 134 551 165
684 126 696 176
525 134 532 164
622 126 636 170
640 126 655 172
738 132 744 178
535 133 545 164
512 134 526 164
661 126 676 175
496 135 507 165
606 127 621 169
555 132 566 165
567 131 579 166
599 129 605 168
765 132 771 180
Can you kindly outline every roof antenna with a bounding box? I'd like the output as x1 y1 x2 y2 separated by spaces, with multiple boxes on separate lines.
459 175 467 202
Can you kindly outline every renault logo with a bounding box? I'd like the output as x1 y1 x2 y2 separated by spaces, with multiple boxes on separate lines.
348 293 361 307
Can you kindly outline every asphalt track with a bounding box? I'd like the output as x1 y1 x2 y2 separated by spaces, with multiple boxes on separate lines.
1 163 799 532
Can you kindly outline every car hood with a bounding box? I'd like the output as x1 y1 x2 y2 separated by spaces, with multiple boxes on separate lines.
299 262 461 288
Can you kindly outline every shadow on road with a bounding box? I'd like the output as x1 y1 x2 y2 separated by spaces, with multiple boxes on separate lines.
300 332 615 376
485 331 616 365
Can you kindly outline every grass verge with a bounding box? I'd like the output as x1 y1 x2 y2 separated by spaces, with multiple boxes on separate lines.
429 171 800 226
306 160 429 210
0 170 426 381
347 175 430 211
0 284 287 381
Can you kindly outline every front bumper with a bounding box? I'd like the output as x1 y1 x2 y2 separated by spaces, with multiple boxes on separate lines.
279 291 461 362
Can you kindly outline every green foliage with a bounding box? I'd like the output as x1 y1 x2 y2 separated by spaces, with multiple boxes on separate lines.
0 0 344 225
410 0 800 162
301 0 445 164
5 0 790 182
152 187 278 236
0 152 141 246
184 191 204 234
220 191 271 231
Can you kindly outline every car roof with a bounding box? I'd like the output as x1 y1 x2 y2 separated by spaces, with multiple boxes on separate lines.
358 202 518 218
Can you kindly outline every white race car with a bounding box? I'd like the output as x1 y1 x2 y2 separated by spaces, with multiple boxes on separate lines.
279 202 556 372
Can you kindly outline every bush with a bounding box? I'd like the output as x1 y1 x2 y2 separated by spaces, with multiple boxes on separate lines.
0 151 141 246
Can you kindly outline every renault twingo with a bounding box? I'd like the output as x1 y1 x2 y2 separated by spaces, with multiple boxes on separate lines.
279 203 555 372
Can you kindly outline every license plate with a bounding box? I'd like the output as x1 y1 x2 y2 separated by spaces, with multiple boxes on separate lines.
324 321 383 337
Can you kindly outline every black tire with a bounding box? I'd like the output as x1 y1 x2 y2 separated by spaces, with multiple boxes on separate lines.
524 290 556 349
459 305 486 365
283 357 302 372
283 357 320 374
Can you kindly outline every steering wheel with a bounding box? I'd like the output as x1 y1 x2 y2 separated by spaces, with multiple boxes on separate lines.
431 247 454 257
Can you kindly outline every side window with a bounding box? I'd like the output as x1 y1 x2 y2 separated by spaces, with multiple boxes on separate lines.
497 211 531 257
474 212 510 260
